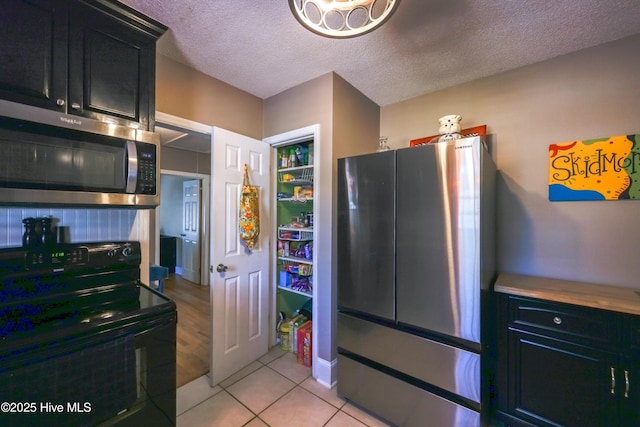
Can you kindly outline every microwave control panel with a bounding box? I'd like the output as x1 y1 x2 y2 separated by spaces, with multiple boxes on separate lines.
136 142 157 194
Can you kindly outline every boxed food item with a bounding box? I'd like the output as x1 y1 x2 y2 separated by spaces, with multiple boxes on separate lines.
279 271 292 288
296 321 312 367
291 315 308 354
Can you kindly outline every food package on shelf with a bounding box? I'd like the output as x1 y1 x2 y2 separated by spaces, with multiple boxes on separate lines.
292 316 308 355
279 271 292 288
297 321 312 367
299 187 313 199
291 276 311 294
298 264 312 276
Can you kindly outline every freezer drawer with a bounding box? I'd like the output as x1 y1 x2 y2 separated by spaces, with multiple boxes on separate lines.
338 312 481 404
338 354 480 427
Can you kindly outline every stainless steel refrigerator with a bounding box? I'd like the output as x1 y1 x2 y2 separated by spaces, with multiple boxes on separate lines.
337 136 495 427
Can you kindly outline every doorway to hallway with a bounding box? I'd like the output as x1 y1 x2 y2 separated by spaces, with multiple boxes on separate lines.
159 173 205 284
163 274 210 387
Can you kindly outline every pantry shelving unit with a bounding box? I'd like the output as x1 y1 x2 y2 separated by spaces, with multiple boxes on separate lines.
275 141 315 312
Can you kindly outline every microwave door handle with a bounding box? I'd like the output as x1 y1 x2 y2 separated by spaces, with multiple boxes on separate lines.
125 140 138 193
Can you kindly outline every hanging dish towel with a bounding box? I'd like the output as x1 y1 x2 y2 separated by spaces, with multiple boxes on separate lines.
239 164 260 249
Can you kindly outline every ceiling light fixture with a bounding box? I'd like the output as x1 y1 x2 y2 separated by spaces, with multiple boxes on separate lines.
289 0 400 38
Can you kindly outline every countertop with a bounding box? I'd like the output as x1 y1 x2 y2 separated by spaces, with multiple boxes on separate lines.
494 273 640 316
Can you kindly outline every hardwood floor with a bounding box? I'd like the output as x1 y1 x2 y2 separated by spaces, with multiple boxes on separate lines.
163 274 210 388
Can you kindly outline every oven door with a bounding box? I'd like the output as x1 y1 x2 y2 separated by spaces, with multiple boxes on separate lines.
0 309 176 427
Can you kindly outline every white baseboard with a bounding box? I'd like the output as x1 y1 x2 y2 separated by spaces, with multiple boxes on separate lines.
314 357 337 389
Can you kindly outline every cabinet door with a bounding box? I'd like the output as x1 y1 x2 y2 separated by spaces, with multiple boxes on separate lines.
619 357 639 427
68 2 154 129
621 315 640 426
507 330 617 427
0 0 67 110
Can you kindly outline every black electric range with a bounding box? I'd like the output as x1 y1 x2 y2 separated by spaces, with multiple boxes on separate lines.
0 242 177 427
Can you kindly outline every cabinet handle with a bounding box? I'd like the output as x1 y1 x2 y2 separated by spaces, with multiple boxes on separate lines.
56 99 65 107
611 367 616 394
70 102 81 110
553 316 562 325
625 370 630 398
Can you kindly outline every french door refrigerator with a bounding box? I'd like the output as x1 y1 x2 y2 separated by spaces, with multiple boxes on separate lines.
337 136 495 427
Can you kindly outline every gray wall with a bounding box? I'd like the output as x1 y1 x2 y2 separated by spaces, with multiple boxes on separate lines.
265 73 335 381
264 72 380 385
159 174 190 237
381 34 640 288
156 54 263 140
160 146 211 176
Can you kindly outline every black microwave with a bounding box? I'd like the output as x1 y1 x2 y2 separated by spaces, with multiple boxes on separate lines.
0 100 159 207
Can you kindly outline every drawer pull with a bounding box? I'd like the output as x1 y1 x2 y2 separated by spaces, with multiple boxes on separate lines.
611 367 616 395
553 316 562 325
625 370 630 398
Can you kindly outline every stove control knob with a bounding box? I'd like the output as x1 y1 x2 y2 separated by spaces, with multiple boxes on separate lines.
122 247 133 257
107 249 117 257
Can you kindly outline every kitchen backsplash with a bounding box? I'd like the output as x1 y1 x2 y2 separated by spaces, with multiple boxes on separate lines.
0 207 138 249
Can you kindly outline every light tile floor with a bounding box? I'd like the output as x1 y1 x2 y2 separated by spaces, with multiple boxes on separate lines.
177 346 394 427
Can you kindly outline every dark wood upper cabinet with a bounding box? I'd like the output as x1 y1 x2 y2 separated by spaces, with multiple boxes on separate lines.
0 0 166 130
0 0 68 110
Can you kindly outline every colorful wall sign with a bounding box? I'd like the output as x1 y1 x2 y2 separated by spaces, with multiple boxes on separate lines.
549 134 640 201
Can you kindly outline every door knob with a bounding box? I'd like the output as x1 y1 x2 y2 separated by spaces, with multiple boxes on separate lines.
216 264 228 273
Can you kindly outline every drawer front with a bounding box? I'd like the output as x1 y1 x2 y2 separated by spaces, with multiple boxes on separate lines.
508 296 619 346
624 314 640 349
338 312 480 404
337 355 480 427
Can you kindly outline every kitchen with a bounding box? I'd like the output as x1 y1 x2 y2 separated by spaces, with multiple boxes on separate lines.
2 0 640 426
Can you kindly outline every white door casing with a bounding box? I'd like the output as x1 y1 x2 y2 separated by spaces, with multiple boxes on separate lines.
210 127 271 386
182 179 201 283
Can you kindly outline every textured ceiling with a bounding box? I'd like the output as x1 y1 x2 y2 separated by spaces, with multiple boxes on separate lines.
120 0 640 107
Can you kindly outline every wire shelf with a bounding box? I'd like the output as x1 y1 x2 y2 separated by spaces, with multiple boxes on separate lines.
279 166 313 184
279 228 313 241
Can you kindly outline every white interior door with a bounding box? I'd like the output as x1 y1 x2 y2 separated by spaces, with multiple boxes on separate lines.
210 127 271 386
182 179 201 283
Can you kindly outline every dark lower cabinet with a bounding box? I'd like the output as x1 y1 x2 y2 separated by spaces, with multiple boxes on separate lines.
507 330 617 426
622 315 640 426
494 294 640 427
